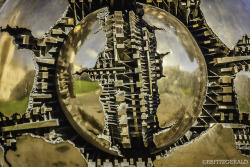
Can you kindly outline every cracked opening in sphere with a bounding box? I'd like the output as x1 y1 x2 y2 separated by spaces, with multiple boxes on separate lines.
56 4 207 156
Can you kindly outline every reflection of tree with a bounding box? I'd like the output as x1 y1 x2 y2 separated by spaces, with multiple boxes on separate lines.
158 66 199 97
71 70 105 134
157 66 200 128
235 74 250 113
74 72 92 81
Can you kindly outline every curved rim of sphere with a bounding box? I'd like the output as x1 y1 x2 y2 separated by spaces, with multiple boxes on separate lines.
56 4 208 155
139 4 207 149
56 8 120 156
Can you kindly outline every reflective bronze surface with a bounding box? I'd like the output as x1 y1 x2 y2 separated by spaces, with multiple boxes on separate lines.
6 134 87 167
58 6 106 133
0 32 36 117
235 71 250 114
57 8 119 156
73 19 106 70
0 146 9 167
0 0 69 38
154 124 250 167
57 4 208 153
141 4 207 149
1 0 249 165
201 0 250 49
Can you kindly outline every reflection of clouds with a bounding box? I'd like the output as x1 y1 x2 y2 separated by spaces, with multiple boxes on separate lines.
11 49 34 70
201 0 250 49
237 71 250 78
74 30 106 68
86 49 99 58
143 10 166 28
156 30 198 73
143 9 199 73
91 21 102 32
0 0 69 39
0 33 35 72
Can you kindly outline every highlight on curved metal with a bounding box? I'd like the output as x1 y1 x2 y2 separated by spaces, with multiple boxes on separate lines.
0 0 69 39
56 7 120 156
139 4 207 149
6 134 88 167
0 32 36 117
201 0 250 49
0 0 250 166
57 3 207 154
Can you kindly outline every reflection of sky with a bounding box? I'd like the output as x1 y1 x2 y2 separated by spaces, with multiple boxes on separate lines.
0 0 69 39
155 29 198 73
74 21 106 68
237 71 250 78
143 10 199 73
11 49 34 70
201 0 250 49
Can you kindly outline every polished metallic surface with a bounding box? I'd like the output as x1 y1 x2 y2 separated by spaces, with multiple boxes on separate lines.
1 0 250 166
0 32 36 117
58 6 106 133
201 0 250 49
0 0 69 38
58 3 207 153
6 134 87 167
0 146 9 167
141 4 207 149
235 71 250 114
57 8 118 156
73 19 106 69
0 0 6 10
153 124 250 167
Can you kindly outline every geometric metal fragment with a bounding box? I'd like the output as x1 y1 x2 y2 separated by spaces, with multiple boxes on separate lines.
57 4 207 155
0 0 250 166
0 32 36 117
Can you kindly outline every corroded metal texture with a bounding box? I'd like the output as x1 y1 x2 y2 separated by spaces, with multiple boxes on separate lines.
154 124 250 167
201 0 250 49
235 71 250 114
6 134 87 167
0 32 36 117
0 0 69 38
140 4 207 149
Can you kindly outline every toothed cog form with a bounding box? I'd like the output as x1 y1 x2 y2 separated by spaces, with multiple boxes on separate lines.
56 4 207 155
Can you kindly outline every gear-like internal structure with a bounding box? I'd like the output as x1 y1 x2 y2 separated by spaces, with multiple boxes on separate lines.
0 0 250 166
56 5 207 156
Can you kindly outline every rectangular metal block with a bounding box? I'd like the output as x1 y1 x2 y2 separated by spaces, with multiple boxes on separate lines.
223 95 232 102
229 113 234 121
222 87 232 93
114 80 123 87
36 57 55 65
1 119 59 132
220 76 231 83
